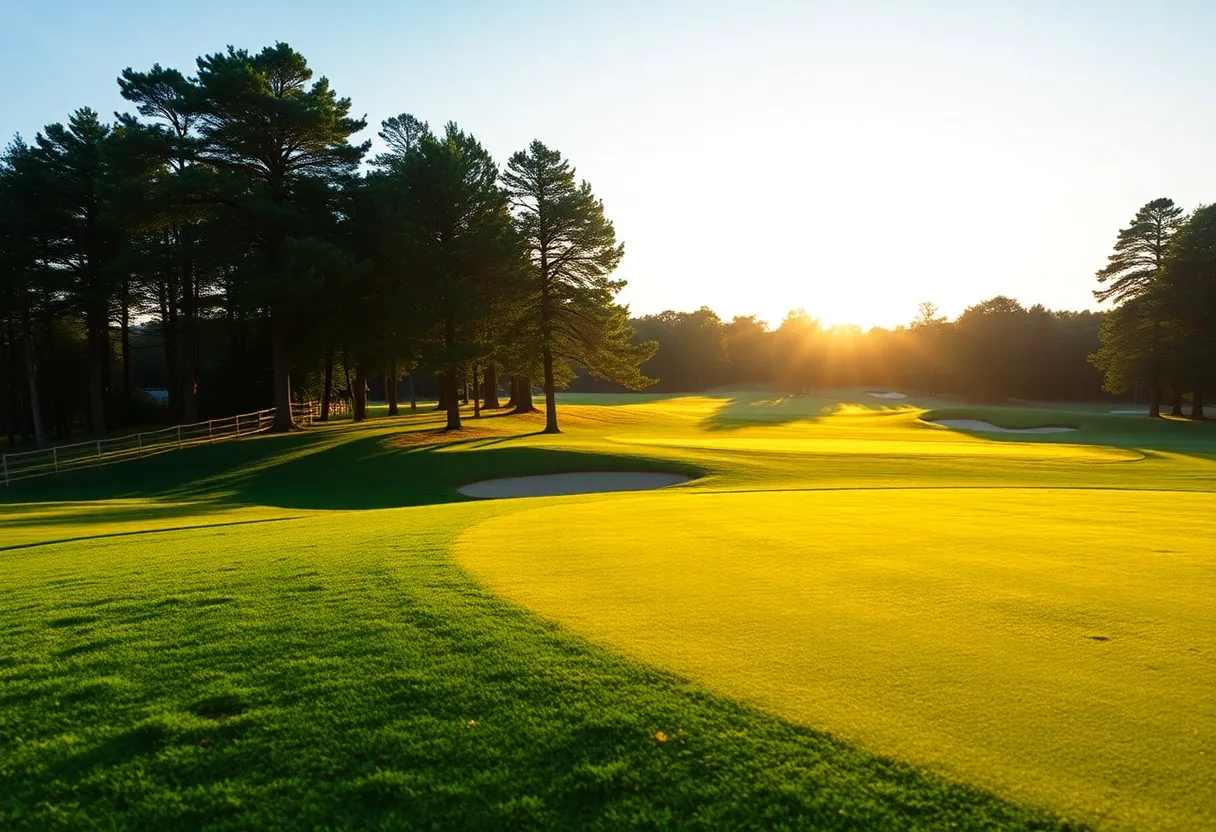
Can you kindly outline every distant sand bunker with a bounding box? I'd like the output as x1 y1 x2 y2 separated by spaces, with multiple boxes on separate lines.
930 419 1076 434
459 472 690 499
866 391 908 399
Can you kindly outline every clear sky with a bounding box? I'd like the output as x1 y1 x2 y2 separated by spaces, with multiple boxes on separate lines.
3 1 1214 329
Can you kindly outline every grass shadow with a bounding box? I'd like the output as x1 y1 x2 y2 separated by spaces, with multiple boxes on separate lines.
922 406 1216 455
2 416 703 513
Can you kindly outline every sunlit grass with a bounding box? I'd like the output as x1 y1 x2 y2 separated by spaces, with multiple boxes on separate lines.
457 488 1216 832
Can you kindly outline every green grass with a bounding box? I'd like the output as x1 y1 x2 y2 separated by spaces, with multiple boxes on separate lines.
3 392 1214 830
459 489 1214 831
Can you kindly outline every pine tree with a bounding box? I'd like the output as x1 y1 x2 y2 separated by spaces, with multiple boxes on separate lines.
502 141 654 433
117 64 208 421
1093 198 1186 416
195 43 367 431
396 124 521 431
1156 204 1216 419
0 140 49 446
1095 198 1186 304
30 109 122 435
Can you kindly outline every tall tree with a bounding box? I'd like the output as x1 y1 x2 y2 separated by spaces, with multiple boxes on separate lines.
1156 203 1216 419
503 140 653 432
1094 198 1186 303
117 64 208 422
1093 198 1186 417
0 140 49 446
195 43 367 431
30 109 121 435
356 113 431 421
398 123 521 431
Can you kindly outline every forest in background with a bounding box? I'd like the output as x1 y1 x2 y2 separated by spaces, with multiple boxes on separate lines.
571 299 1108 402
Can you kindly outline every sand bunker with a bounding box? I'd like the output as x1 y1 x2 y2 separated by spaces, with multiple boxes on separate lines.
866 391 908 399
929 419 1076 434
458 471 690 499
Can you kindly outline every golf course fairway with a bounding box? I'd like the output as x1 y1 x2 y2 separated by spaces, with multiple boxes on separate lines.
3 392 1214 830
456 488 1216 831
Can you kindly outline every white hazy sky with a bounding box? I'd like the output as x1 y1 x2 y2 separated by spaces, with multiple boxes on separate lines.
3 0 1215 329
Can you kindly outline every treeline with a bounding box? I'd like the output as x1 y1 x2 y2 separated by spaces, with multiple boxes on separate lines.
572 300 1108 402
580 197 1216 416
1089 198 1216 418
0 43 653 447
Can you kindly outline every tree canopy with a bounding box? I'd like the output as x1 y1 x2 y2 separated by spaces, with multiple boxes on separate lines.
1090 198 1216 418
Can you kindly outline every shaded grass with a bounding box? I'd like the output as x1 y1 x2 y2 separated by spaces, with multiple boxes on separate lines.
923 405 1216 454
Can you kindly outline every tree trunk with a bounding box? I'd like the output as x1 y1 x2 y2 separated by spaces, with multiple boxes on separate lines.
387 360 399 416
100 320 112 425
180 229 199 424
1171 387 1183 417
3 319 17 446
353 362 367 422
512 375 536 414
1149 384 1161 419
160 277 181 421
472 366 481 418
225 272 244 414
22 332 46 448
507 375 518 410
342 350 353 405
1190 389 1205 420
436 373 449 411
445 371 462 430
120 279 132 403
321 349 334 421
461 375 470 404
483 365 500 409
271 313 293 432
87 311 106 436
408 372 417 411
542 346 559 433
41 312 63 441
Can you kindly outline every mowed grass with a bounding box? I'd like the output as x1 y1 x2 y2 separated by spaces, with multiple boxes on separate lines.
2 392 1214 830
457 489 1216 831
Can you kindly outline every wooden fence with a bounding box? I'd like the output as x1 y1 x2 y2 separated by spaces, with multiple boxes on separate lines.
1 398 348 486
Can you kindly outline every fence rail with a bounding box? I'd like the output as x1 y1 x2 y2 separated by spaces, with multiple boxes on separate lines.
1 399 345 486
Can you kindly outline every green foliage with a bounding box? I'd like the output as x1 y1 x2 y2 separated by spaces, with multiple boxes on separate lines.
1092 199 1216 411
1155 203 1216 393
1094 197 1185 304
389 123 524 427
1089 298 1157 394
503 140 655 430
632 308 729 392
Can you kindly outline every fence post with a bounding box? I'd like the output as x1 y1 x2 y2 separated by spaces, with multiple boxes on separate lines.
236 415 241 437
137 432 143 459
208 420 213 443
52 445 58 473
96 440 102 467
177 425 182 449
2 454 7 487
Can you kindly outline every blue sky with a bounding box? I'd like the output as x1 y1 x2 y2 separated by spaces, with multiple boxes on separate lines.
3 1 1215 328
